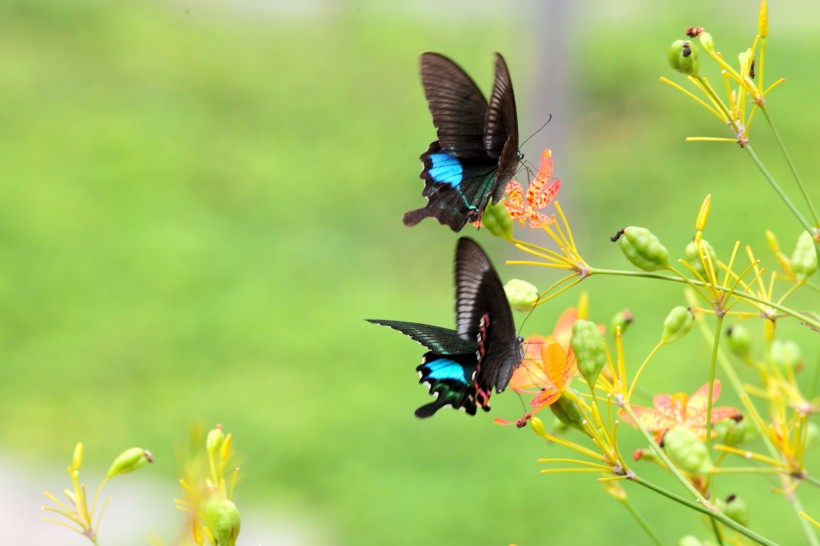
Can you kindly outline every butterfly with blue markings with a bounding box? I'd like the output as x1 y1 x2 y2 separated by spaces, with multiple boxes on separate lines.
367 238 524 417
403 52 521 232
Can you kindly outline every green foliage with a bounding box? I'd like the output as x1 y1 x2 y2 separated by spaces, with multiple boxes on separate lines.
3 0 819 545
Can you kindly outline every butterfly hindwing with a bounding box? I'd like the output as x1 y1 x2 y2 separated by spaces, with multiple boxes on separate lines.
404 52 520 232
455 238 523 395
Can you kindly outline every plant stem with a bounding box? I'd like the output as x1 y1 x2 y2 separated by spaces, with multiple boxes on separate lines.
630 474 779 546
588 268 820 331
705 314 725 466
743 143 814 234
619 496 664 546
759 107 820 227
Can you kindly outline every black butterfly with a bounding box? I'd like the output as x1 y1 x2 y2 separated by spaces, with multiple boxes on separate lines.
368 238 523 417
403 52 521 232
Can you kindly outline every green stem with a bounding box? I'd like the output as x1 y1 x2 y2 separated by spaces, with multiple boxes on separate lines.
743 143 813 234
630 474 779 546
618 496 664 546
705 314 725 467
588 268 820 331
759 108 820 227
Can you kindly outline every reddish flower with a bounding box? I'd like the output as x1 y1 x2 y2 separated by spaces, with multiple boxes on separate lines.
620 381 741 442
505 149 561 228
495 308 578 426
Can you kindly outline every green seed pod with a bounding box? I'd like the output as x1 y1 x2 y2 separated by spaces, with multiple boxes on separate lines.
668 40 699 76
203 498 241 546
207 425 225 459
713 415 757 446
617 226 670 271
610 309 633 335
664 425 713 474
699 32 715 54
725 325 752 360
768 339 802 372
661 306 694 344
106 447 154 478
791 231 818 280
549 396 586 433
570 320 606 385
480 200 514 241
684 238 717 277
720 494 750 528
504 279 539 313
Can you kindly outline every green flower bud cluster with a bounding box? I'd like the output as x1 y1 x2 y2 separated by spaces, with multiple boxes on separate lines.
725 325 751 360
661 306 694 344
718 494 749 527
668 40 699 76
768 339 802 372
550 396 586 432
664 425 713 474
615 226 670 271
791 230 818 280
610 309 633 334
504 279 539 313
106 447 153 479
570 320 606 385
481 200 513 240
203 498 241 546
684 238 717 277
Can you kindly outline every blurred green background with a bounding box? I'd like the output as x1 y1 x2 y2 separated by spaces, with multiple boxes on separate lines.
1 0 818 544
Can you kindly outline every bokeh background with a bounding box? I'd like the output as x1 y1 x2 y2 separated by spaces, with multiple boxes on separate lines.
2 0 818 544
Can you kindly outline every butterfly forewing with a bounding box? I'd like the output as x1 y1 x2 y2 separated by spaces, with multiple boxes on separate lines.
420 52 488 159
366 319 476 354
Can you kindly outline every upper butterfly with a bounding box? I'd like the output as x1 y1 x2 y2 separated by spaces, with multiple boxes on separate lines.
367 238 524 418
403 52 521 232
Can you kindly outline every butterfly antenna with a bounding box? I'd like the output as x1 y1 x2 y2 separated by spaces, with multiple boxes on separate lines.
519 114 553 149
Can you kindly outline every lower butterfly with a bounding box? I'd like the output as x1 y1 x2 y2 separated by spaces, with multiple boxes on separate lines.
368 238 524 417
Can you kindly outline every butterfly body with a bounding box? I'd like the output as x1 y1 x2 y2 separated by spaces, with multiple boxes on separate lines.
404 53 520 232
368 238 523 417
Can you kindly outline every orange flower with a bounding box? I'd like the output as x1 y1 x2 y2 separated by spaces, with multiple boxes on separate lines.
505 150 561 228
620 381 741 442
495 308 578 426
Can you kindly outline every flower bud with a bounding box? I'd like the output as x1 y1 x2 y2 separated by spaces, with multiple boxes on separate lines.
713 415 757 446
725 325 752 360
549 396 586 432
504 279 539 312
611 309 633 335
106 447 154 478
790 231 818 280
684 238 717 277
616 226 670 271
207 425 225 459
668 40 699 76
698 32 715 54
768 339 802 372
530 416 548 439
480 200 514 241
664 425 713 474
695 194 711 231
72 442 84 471
758 0 768 38
720 494 750 528
679 536 703 546
661 306 694 344
203 498 241 546
570 320 606 385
